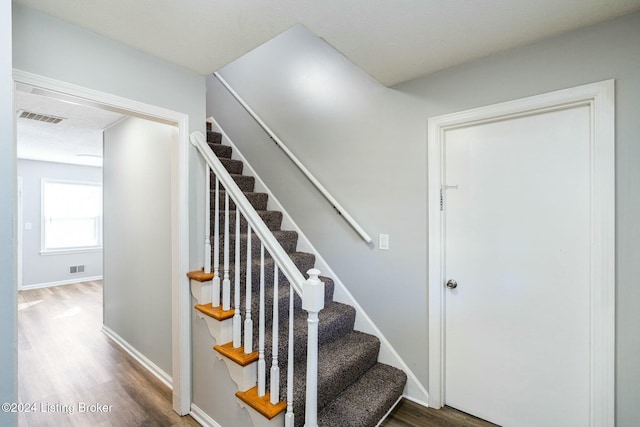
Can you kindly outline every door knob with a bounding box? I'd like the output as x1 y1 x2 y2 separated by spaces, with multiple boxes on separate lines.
446 279 458 289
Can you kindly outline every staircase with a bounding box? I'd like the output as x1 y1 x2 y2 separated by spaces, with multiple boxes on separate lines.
189 122 406 427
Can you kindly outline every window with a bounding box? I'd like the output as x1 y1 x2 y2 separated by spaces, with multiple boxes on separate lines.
42 179 102 252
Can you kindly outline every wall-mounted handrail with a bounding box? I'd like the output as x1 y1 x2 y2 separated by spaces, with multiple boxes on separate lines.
213 72 373 245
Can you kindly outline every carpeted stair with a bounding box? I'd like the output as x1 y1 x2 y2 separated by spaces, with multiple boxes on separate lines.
204 123 406 427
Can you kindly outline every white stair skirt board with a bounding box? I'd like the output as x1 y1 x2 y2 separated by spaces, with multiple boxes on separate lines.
238 400 285 427
196 312 233 344
102 325 172 389
21 276 104 291
213 352 258 392
190 279 205 304
208 116 429 405
190 404 224 427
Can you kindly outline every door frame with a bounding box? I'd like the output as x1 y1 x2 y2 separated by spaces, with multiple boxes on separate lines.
17 176 23 290
12 70 192 415
427 80 615 426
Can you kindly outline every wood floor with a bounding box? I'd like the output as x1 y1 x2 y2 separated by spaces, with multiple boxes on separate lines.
18 280 199 427
382 399 499 427
19 280 497 427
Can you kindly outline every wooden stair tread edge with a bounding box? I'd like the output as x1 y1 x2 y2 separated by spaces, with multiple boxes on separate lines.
187 270 215 282
194 303 235 320
236 386 287 420
214 341 259 366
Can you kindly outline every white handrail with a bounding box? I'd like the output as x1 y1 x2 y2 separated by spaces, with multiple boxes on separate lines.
191 131 307 295
213 72 373 245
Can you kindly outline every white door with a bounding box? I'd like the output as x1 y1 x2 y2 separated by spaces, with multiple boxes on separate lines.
443 105 592 426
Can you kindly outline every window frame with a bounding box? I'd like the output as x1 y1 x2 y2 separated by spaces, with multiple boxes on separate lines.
40 178 103 255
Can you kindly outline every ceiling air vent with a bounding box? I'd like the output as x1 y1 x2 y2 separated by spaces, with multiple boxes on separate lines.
18 110 66 124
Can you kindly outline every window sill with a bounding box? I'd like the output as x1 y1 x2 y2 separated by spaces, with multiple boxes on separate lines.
40 247 103 256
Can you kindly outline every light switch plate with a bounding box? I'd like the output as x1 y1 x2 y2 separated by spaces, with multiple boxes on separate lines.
379 234 389 250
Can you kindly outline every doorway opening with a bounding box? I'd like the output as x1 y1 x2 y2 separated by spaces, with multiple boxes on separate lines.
13 71 192 416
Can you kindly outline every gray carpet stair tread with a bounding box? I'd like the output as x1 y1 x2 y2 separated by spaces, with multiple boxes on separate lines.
213 190 268 211
285 331 381 426
317 363 407 427
209 143 232 158
245 276 335 323
206 131 222 144
218 210 283 231
226 252 316 289
219 158 243 174
211 174 255 192
215 230 299 258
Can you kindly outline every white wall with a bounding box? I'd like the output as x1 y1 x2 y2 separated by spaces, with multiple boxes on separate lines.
208 25 430 385
208 11 640 426
103 117 176 376
0 0 17 425
17 159 103 288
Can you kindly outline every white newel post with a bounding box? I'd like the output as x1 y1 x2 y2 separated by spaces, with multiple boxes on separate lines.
302 269 324 427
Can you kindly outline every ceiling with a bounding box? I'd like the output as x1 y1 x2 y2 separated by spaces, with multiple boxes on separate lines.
16 86 124 167
12 0 640 166
14 0 640 86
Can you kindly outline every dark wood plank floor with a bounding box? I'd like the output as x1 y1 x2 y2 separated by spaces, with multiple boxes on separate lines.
382 399 499 427
18 280 199 427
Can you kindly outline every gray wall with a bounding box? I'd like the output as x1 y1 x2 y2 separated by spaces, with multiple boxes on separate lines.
208 25 430 386
17 159 103 288
208 12 640 425
103 117 176 376
12 3 207 272
0 0 17 425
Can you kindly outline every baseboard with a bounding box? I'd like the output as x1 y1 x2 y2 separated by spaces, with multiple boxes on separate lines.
402 393 429 408
101 325 173 389
20 276 103 291
190 404 223 427
208 116 429 404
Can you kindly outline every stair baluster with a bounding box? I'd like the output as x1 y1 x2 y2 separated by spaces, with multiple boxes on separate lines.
285 282 295 427
204 165 211 276
270 264 280 404
233 208 242 348
222 191 231 311
258 243 266 396
244 223 253 353
212 177 220 307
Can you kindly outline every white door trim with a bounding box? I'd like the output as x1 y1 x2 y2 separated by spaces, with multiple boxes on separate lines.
12 69 192 415
427 80 615 427
17 176 23 290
